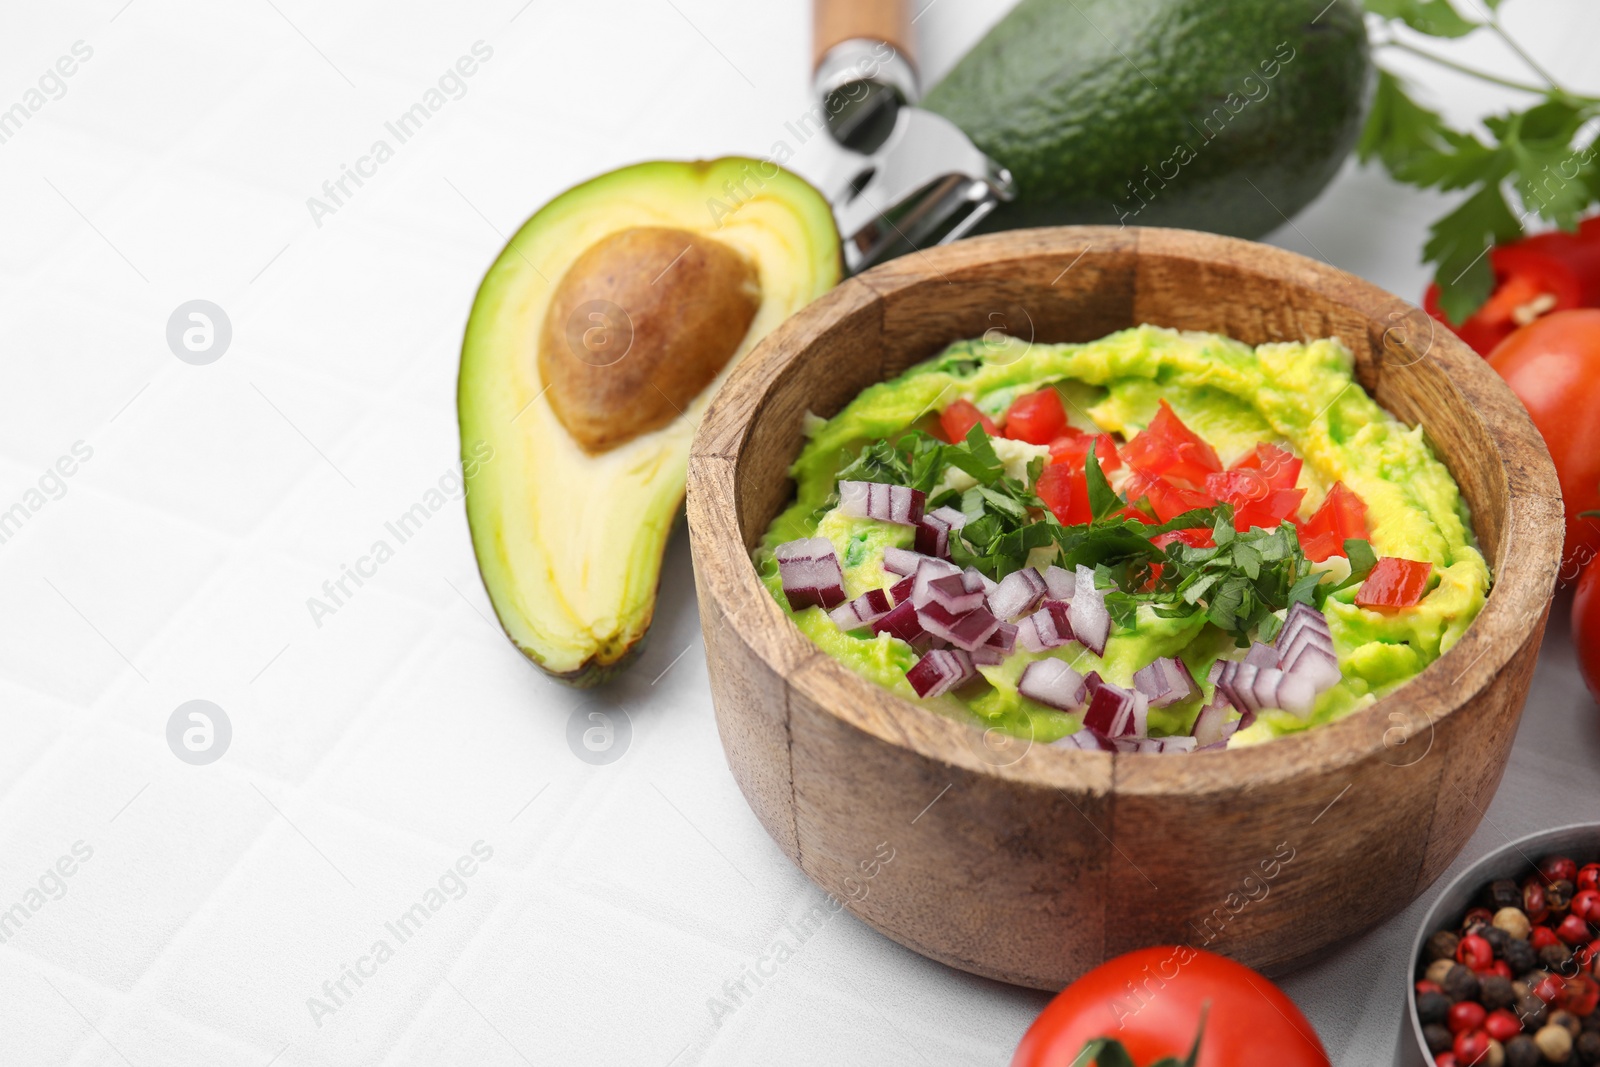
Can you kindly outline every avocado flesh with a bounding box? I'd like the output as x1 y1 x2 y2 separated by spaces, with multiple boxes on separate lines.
459 159 840 686
921 0 1372 239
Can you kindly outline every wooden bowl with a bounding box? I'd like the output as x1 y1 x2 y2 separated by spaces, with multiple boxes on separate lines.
685 227 1563 990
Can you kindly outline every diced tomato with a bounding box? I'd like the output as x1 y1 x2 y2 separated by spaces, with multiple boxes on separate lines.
1004 388 1068 444
1356 557 1432 609
1123 470 1216 523
939 399 999 443
1047 428 1122 472
1208 468 1306 531
1036 463 1091 526
1122 401 1222 489
1231 442 1302 490
1152 528 1216 551
1297 481 1370 561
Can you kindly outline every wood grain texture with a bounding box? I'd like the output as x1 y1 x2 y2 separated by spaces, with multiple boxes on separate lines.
685 227 1564 990
812 0 913 72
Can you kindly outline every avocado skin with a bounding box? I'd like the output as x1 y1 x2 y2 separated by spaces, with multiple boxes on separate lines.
922 0 1372 238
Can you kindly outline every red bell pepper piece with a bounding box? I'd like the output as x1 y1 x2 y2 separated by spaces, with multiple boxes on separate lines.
1356 557 1432 609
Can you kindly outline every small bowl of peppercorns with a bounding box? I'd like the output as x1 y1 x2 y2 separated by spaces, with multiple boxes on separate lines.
1405 824 1600 1067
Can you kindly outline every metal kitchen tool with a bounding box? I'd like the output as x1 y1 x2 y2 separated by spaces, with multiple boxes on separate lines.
812 0 1016 275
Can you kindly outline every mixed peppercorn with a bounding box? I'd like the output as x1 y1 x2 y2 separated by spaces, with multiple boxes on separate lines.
1416 854 1600 1065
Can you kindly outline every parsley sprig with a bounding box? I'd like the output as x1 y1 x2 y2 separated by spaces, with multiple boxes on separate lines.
1358 0 1600 323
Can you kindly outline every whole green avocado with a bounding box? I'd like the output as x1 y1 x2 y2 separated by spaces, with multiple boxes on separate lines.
922 0 1372 238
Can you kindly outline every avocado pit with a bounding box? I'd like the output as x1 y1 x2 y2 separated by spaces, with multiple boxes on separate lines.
538 226 761 453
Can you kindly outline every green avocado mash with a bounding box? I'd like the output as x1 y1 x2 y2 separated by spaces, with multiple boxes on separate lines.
756 326 1490 747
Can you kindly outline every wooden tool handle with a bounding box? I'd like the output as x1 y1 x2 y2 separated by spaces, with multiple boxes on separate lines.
812 0 915 73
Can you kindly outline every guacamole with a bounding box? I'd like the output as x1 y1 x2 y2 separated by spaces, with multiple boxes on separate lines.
756 326 1490 749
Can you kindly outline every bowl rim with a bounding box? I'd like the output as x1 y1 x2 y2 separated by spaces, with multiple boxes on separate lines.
688 225 1563 794
1403 821 1600 1062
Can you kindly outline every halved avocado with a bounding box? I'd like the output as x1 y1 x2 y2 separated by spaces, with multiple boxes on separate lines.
459 159 841 686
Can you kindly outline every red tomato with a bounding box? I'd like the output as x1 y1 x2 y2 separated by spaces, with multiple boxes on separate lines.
1010 946 1330 1067
1037 463 1091 526
1297 482 1370 562
1488 309 1600 574
1123 471 1216 523
1206 469 1306 532
1425 242 1586 356
1356 557 1432 609
1231 442 1303 489
1048 429 1123 473
940 399 999 443
1122 401 1222 489
1152 529 1216 551
1006 389 1068 445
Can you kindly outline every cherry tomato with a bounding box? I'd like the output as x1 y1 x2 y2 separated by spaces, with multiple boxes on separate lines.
1297 482 1369 562
1048 428 1123 473
1122 401 1222 489
939 398 999 443
1004 388 1068 444
1488 309 1600 574
1037 463 1091 526
1356 557 1433 609
1010 946 1330 1067
1575 562 1600 704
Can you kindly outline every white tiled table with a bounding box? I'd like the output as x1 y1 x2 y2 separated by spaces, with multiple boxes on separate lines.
2 2 1596 1064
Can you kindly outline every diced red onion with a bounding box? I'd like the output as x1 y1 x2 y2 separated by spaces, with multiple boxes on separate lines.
1054 728 1116 751
925 573 986 615
888 575 914 604
1140 736 1197 754
828 588 893 631
1279 625 1334 673
1132 656 1198 708
915 506 967 558
1244 640 1279 669
1282 643 1340 693
1042 565 1076 601
986 620 1018 656
1018 659 1086 711
1068 565 1110 656
910 557 962 608
965 567 999 597
1129 690 1150 738
883 547 924 576
1082 680 1136 737
1190 701 1236 748
1214 659 1316 717
775 537 846 610
1016 615 1043 653
989 567 1048 621
971 645 1006 666
838 480 926 526
1278 600 1329 648
918 601 1001 651
872 600 927 645
1023 600 1074 650
905 649 976 698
